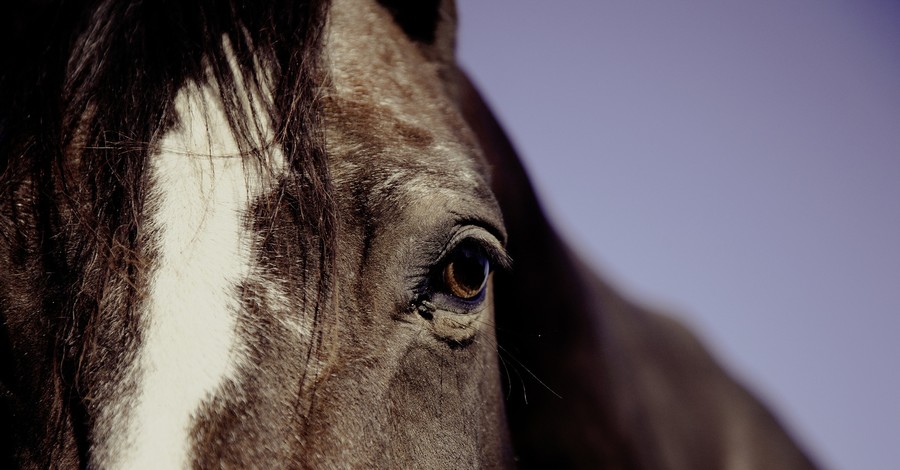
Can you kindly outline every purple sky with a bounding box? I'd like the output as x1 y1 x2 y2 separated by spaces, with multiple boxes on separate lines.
456 1 900 469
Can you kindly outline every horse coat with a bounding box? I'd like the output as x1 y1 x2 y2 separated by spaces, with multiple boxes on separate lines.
0 0 817 468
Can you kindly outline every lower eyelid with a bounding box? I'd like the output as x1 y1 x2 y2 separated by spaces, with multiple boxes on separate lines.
430 287 488 313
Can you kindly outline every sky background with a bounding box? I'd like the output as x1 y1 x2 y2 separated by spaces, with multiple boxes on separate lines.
455 1 900 469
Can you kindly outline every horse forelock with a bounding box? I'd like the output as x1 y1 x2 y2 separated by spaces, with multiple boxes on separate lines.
1 0 334 467
1 0 512 467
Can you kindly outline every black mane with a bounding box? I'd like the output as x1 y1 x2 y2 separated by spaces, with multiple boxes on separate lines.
0 1 333 465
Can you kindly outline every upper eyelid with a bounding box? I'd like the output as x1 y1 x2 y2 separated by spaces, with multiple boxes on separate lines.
472 238 512 273
445 209 508 246
438 226 512 272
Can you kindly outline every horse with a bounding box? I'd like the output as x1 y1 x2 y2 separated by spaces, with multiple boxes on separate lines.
0 0 818 468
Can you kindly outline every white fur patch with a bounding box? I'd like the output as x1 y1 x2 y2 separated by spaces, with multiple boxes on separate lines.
103 53 284 468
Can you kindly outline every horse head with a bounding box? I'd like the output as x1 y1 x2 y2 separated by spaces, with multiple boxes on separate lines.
0 0 817 468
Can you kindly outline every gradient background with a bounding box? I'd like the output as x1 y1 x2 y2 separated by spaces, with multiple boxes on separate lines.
456 2 900 469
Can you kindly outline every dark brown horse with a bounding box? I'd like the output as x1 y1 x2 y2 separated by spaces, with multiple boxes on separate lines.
0 0 817 467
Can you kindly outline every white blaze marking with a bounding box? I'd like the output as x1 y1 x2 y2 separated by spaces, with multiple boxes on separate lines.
109 57 283 468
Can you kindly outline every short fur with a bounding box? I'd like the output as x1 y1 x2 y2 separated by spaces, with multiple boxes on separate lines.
0 0 818 468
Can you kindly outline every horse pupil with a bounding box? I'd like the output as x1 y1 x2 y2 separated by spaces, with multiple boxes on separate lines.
445 247 489 299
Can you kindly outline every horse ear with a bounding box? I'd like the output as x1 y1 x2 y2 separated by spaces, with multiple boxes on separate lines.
377 0 458 88
376 0 445 44
455 71 818 468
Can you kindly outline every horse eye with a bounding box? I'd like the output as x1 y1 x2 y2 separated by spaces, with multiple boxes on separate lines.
442 245 490 301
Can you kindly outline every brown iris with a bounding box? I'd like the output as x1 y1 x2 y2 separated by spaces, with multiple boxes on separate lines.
442 246 490 300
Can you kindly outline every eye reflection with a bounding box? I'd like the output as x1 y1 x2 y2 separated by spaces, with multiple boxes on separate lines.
442 245 490 300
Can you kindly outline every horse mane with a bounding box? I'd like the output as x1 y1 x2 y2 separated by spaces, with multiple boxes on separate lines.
0 1 334 462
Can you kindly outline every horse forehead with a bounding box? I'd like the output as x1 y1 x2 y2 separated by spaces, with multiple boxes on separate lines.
327 0 443 109
325 0 487 192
